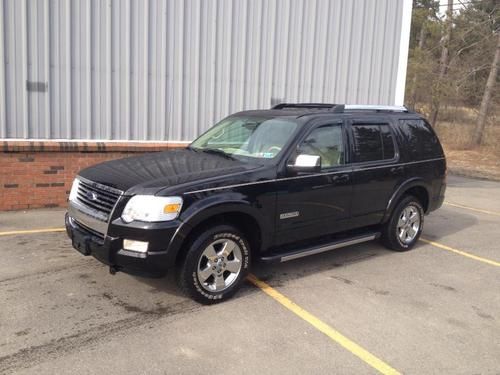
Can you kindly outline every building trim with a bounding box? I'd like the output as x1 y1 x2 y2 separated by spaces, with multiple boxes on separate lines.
394 0 413 105
1 138 191 144
1 140 189 153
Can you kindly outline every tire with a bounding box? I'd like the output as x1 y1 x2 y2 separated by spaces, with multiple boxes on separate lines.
382 195 424 251
178 224 251 304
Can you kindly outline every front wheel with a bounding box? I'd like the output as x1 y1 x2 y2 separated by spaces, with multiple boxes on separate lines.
178 225 251 304
382 196 424 251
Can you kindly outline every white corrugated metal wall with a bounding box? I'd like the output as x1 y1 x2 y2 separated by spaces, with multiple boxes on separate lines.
0 0 412 141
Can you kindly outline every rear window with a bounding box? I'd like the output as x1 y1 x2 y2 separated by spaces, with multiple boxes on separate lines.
398 119 443 160
352 124 396 162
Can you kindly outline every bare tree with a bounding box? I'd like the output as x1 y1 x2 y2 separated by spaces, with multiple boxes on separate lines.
409 24 427 108
472 31 500 146
430 0 453 126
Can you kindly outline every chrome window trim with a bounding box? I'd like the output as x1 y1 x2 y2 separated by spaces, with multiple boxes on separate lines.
184 157 445 194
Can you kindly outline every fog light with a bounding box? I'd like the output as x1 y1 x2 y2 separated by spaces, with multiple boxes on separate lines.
123 239 148 253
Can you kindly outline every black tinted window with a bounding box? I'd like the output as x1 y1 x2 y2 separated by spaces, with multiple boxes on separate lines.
381 125 395 159
352 124 395 162
398 119 443 160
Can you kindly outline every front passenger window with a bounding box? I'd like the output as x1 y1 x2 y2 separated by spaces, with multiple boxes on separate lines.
297 125 344 169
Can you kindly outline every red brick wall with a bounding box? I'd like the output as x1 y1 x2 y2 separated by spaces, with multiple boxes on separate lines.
0 141 186 211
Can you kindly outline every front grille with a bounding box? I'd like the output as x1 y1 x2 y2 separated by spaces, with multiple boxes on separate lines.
76 178 121 218
72 217 105 243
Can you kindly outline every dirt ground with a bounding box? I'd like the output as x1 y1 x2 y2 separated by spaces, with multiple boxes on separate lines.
444 146 500 181
433 109 500 181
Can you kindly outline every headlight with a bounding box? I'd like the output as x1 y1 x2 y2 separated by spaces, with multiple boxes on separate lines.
121 196 183 223
68 178 80 202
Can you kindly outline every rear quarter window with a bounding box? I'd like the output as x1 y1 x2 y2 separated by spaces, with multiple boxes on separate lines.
398 119 444 160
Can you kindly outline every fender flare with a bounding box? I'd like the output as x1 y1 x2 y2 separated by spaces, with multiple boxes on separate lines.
165 194 271 265
382 178 431 223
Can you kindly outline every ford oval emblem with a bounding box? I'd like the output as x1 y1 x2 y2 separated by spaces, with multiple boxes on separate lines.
86 191 98 201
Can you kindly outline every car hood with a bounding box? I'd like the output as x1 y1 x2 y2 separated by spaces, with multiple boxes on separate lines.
78 148 261 195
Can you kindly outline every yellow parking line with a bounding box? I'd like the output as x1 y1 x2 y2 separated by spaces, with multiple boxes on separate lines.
421 238 500 267
0 228 66 237
247 274 401 375
444 202 500 217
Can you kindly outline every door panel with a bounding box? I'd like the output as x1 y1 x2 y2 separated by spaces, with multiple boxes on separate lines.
348 119 403 225
351 166 405 224
274 171 352 245
274 122 352 246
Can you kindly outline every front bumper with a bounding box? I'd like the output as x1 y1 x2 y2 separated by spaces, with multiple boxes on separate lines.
65 213 179 277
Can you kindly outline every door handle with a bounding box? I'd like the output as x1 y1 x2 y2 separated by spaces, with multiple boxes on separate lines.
332 174 349 183
390 166 404 174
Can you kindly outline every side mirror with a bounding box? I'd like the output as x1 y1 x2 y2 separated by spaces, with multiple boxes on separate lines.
287 154 321 174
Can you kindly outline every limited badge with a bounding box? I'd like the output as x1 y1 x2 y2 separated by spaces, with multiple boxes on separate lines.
280 211 300 219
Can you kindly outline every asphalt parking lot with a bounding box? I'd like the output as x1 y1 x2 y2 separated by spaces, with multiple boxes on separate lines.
0 174 499 374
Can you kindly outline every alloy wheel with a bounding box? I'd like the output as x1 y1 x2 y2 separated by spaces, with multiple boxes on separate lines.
397 205 421 244
196 238 243 292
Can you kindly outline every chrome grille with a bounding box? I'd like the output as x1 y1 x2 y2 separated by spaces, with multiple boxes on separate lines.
70 216 105 242
76 178 121 217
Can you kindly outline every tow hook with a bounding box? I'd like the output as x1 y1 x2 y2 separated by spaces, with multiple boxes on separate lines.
109 266 120 275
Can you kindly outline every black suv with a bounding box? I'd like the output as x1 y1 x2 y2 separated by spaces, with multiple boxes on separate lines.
66 103 446 303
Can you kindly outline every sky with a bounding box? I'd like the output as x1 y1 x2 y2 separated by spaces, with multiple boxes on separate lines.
438 0 466 17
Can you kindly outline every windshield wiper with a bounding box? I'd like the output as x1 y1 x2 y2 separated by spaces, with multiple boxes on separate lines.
200 148 235 160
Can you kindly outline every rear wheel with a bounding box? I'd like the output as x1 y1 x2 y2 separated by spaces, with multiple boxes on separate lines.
178 225 251 304
382 196 424 251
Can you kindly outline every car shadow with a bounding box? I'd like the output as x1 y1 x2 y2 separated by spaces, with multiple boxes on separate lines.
132 206 478 300
132 271 187 298
250 240 392 287
133 240 392 300
422 205 478 241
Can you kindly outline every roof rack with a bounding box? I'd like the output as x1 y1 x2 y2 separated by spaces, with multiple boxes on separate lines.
272 103 408 113
271 103 340 111
343 104 408 112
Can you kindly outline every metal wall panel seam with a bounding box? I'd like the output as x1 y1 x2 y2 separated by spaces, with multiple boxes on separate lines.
387 0 402 104
353 0 366 103
20 0 29 138
395 0 413 105
42 0 50 138
378 0 391 103
0 0 6 137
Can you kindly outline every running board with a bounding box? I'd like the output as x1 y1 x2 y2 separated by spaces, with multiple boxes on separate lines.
259 232 380 263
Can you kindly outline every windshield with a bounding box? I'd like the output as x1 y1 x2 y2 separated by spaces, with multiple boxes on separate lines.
190 116 299 161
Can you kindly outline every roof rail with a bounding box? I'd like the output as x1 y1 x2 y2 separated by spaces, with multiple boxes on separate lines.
272 103 339 111
271 103 409 114
344 104 408 112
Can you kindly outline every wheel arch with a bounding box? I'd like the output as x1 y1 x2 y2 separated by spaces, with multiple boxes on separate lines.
383 179 431 223
167 199 270 267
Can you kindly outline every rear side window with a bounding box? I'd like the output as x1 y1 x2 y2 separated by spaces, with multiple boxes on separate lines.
398 119 443 160
352 124 396 162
